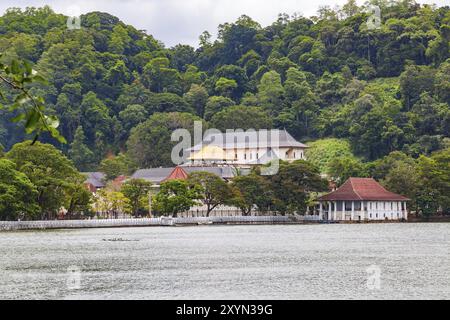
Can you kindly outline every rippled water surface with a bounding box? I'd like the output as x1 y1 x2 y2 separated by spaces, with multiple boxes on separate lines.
0 223 449 300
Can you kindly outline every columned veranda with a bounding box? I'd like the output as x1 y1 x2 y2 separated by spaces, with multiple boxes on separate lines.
319 200 408 221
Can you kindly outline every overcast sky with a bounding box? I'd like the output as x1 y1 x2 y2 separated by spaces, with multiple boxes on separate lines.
0 0 447 47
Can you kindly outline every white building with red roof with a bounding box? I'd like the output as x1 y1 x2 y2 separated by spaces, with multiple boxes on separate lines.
317 178 410 221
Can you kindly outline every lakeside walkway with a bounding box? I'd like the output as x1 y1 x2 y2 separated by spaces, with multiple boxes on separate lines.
0 216 314 231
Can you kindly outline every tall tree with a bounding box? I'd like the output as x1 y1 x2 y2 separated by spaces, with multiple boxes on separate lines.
187 171 233 216
69 126 95 171
257 71 285 115
153 179 201 217
230 174 274 215
121 178 152 217
268 160 328 214
6 141 83 219
0 158 39 220
210 105 272 132
127 112 203 168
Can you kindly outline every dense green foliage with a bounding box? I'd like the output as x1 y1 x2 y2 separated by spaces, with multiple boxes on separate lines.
121 178 152 217
0 2 449 218
0 1 448 171
3 141 91 219
305 138 358 173
371 149 450 216
0 158 39 220
153 180 202 217
187 171 234 216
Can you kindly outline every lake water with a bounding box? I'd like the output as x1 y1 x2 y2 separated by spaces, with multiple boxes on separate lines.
0 223 449 300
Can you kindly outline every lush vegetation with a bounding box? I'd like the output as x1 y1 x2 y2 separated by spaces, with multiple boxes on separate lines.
0 1 449 219
0 2 448 169
1 141 91 220
151 160 328 217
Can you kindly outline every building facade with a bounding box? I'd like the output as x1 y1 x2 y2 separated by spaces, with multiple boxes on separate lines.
185 129 308 166
317 178 410 221
131 166 237 187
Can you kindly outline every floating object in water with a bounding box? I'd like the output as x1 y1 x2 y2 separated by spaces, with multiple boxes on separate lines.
102 238 139 242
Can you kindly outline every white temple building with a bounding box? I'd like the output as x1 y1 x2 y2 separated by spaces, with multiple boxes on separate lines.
185 129 308 166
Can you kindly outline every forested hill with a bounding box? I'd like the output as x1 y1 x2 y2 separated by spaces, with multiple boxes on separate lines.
0 1 449 172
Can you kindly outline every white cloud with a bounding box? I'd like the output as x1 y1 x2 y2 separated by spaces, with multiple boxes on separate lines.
0 0 447 47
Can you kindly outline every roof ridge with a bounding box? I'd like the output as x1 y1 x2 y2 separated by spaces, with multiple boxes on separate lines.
349 178 363 200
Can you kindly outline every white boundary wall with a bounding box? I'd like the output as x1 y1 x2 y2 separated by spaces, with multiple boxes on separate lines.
0 216 304 231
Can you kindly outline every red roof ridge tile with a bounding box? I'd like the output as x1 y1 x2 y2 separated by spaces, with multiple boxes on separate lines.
162 166 188 182
349 178 363 200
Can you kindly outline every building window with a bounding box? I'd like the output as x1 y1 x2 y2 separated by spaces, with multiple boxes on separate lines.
345 202 352 211
294 152 296 158
244 154 247 160
235 153 238 159
256 153 259 158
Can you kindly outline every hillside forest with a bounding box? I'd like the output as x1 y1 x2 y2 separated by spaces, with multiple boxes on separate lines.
0 0 449 218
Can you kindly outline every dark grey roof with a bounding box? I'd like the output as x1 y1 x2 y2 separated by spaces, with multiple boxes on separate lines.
187 129 308 151
83 172 106 188
131 166 236 184
183 166 235 179
131 168 173 184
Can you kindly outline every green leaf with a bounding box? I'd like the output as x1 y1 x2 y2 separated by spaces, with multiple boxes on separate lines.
24 110 40 133
8 102 20 111
10 60 20 75
11 113 26 123
32 75 48 85
23 60 32 76
14 93 31 105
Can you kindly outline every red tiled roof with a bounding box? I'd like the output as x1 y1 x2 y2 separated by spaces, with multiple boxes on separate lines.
163 166 188 182
318 178 410 201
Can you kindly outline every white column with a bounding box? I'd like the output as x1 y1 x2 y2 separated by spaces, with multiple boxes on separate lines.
319 202 323 220
330 202 337 220
360 201 364 221
351 201 355 220
326 203 330 220
404 202 408 220
334 201 337 221
376 202 380 220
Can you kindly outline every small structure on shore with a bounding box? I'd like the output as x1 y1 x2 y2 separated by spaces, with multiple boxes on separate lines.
317 178 409 221
83 172 106 193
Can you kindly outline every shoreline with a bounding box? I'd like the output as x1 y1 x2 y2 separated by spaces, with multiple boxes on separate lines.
1 215 448 231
